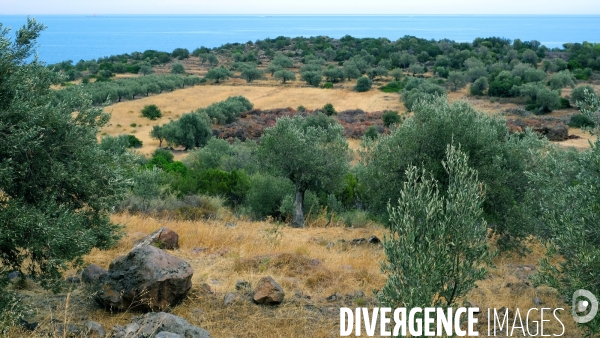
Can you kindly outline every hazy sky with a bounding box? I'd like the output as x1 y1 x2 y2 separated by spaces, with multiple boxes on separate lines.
3 0 600 15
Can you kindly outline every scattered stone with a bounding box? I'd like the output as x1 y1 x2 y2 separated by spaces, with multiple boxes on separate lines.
340 264 353 271
191 246 208 255
82 264 107 285
66 276 81 284
353 290 365 298
95 245 193 312
235 280 251 291
7 271 20 280
253 276 285 305
84 321 106 338
19 319 38 331
126 312 210 338
133 227 179 250
350 238 367 245
337 239 346 244
326 293 343 302
223 292 244 306
368 235 381 244
326 242 334 249
52 322 81 337
198 283 213 294
225 222 237 228
533 296 544 306
210 278 221 285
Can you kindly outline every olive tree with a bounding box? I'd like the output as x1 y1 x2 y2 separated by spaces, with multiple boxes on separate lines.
447 71 467 92
0 19 130 295
205 67 233 83
240 66 263 83
273 70 296 84
259 116 350 227
171 63 185 74
300 71 322 87
378 145 492 309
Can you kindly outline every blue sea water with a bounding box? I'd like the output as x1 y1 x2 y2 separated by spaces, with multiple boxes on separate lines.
0 15 599 64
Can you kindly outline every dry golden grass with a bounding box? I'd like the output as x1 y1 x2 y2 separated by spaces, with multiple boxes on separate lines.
7 213 585 337
100 84 403 156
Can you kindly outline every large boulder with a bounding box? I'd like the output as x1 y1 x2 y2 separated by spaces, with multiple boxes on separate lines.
253 276 285 305
111 312 210 338
95 245 193 312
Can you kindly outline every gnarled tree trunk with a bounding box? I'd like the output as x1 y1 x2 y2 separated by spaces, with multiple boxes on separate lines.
292 189 305 228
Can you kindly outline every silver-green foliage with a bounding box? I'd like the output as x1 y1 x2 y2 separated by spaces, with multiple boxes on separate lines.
0 19 130 292
378 145 492 309
259 116 350 227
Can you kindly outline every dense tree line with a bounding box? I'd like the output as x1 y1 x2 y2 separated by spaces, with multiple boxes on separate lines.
52 74 204 106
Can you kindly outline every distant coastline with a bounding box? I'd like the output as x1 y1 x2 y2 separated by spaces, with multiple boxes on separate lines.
1 15 599 63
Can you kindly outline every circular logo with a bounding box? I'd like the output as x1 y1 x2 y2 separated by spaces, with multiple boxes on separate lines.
572 290 598 324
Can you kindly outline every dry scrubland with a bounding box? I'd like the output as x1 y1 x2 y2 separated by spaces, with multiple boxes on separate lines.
7 214 583 337
101 70 598 156
27 56 595 337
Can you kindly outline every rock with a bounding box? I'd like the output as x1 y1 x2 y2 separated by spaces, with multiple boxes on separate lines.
82 264 107 285
19 319 38 331
191 246 208 255
326 293 343 302
156 332 183 338
7 271 20 280
368 235 381 244
53 323 81 337
325 242 334 250
127 312 210 338
66 276 81 284
84 321 106 338
95 245 193 312
198 283 213 294
235 280 251 291
350 238 367 245
533 296 544 306
223 292 243 306
225 222 237 228
134 227 179 250
253 276 285 305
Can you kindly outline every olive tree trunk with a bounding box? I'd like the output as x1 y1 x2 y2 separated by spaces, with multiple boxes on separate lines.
292 189 305 228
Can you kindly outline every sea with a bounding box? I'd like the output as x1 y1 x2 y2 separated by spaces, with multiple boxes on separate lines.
0 15 599 64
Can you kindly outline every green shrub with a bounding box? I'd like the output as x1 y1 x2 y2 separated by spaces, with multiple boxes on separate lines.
244 174 295 219
355 76 372 92
322 103 336 116
130 123 137 127
560 97 571 109
127 135 143 148
195 169 250 206
321 82 333 89
141 104 162 120
364 125 379 140
470 77 489 96
380 81 403 93
171 63 185 74
568 114 595 128
382 110 401 127
297 105 306 112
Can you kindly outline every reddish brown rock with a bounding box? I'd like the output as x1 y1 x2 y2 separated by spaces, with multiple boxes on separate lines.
134 227 179 250
95 245 193 312
253 276 285 305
